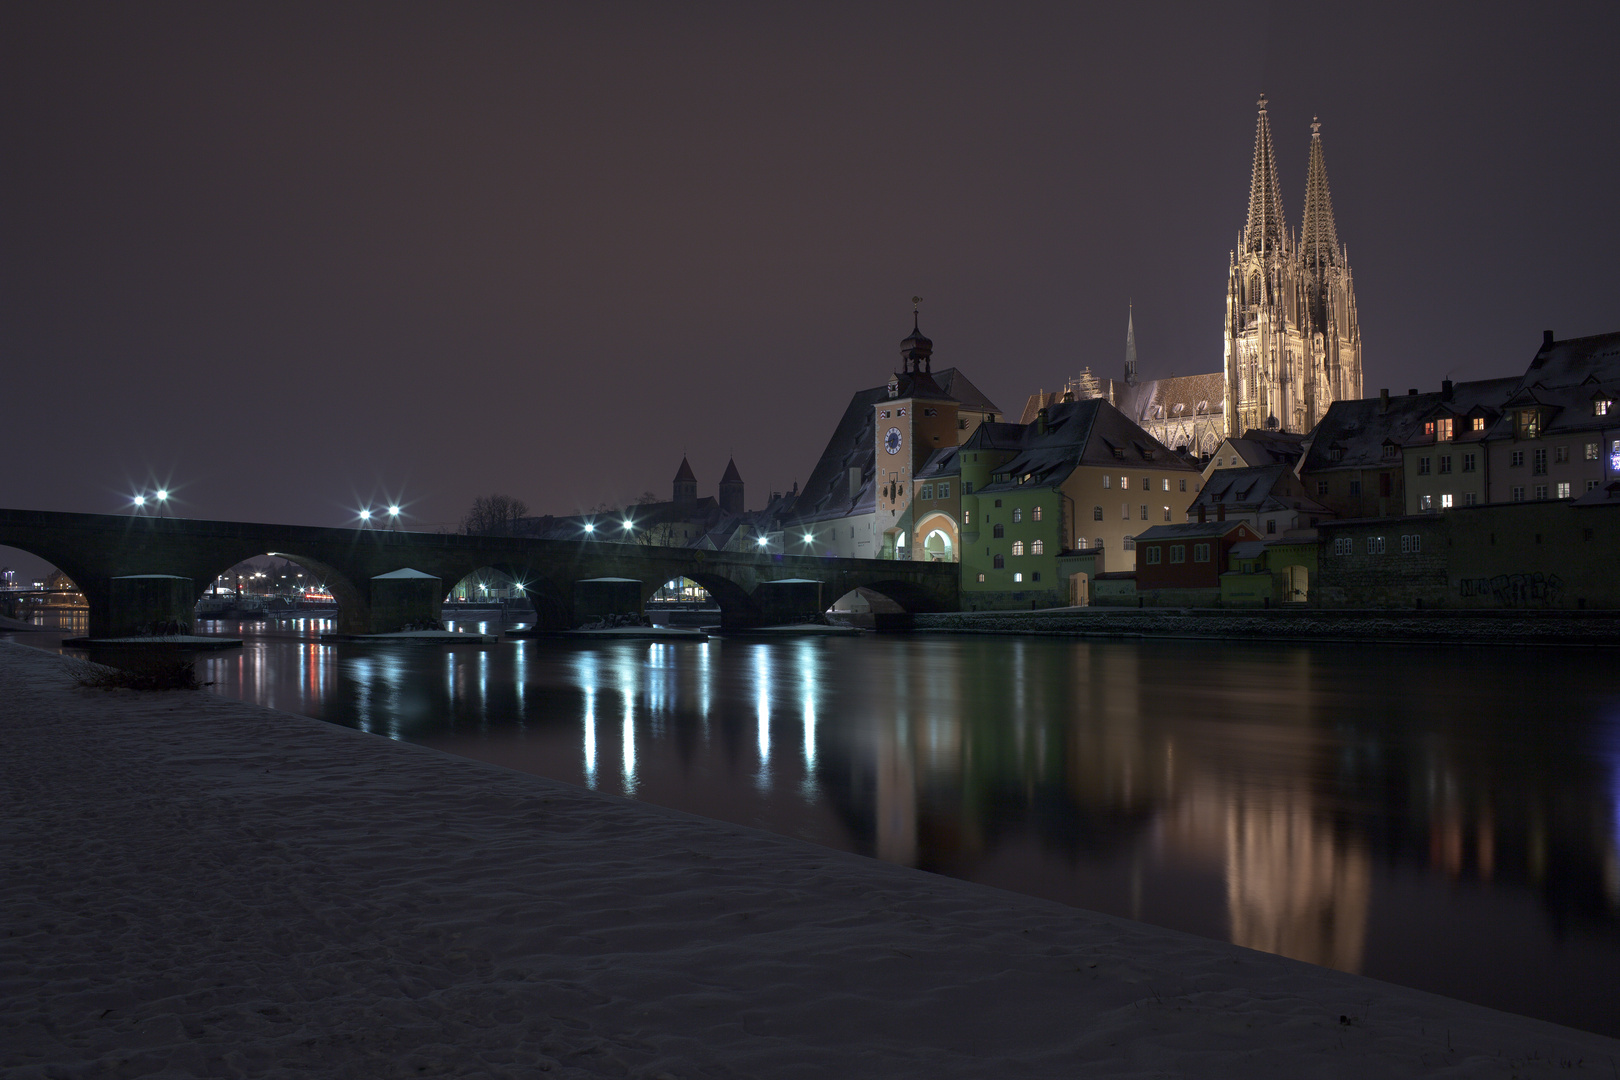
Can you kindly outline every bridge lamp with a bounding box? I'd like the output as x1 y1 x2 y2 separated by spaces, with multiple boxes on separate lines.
756 535 769 548
132 495 146 508
622 519 634 532
358 508 372 523
583 521 595 534
803 532 815 546
387 505 401 530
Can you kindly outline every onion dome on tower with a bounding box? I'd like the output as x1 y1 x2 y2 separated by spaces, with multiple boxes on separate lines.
900 310 933 373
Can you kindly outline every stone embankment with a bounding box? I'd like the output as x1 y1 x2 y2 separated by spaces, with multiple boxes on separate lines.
916 607 1620 646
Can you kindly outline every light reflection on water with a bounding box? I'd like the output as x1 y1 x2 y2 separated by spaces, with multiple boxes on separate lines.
14 619 1617 1038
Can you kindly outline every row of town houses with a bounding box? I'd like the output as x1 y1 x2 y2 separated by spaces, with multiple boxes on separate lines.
597 325 1617 612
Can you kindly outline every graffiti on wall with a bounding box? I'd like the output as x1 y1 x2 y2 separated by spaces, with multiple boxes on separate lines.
1458 572 1564 606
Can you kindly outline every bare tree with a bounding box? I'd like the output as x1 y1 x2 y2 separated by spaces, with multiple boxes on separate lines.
462 494 530 536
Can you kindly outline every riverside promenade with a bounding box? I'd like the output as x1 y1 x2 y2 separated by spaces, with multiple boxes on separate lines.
3 640 1617 1078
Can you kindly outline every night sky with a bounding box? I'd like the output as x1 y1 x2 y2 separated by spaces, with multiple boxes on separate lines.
4 2 1617 576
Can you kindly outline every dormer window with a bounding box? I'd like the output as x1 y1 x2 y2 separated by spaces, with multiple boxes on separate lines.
1518 409 1542 438
1424 421 1435 436
1382 443 1399 459
1472 416 1486 432
1196 401 1209 414
1330 446 1346 462
1436 417 1453 441
1597 399 1613 417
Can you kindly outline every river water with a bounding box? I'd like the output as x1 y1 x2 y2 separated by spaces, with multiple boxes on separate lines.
15 616 1620 1037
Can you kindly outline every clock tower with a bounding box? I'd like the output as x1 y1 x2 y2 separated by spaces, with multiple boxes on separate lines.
873 313 961 558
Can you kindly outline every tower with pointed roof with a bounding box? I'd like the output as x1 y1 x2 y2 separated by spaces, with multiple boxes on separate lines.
1222 98 1361 436
718 458 745 515
672 456 698 503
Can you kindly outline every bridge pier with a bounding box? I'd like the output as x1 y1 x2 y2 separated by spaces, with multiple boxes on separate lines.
108 575 195 636
574 578 643 627
370 569 443 634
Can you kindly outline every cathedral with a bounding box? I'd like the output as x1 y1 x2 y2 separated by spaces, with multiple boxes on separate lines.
1021 97 1362 453
1224 95 1362 436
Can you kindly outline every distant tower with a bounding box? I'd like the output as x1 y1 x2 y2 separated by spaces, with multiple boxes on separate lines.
1222 98 1361 435
673 456 697 504
718 458 745 514
1124 305 1139 386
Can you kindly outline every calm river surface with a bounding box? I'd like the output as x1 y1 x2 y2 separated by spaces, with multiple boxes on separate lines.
18 617 1620 1037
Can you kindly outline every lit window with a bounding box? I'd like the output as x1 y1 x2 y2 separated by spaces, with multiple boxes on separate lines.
1163 506 1171 521
1419 494 1432 510
1121 476 1129 489
1520 410 1542 437
1472 417 1485 431
963 510 970 524
1012 508 1022 523
1162 478 1170 491
977 573 985 582
1436 417 1453 441
1011 540 1024 556
1597 399 1612 417
1424 421 1435 436
1032 506 1042 521
1103 475 1111 489
1013 572 1023 582
1557 482 1571 499
1382 444 1399 459
1093 505 1103 521
1441 493 1453 508
1587 442 1601 460
1169 544 1186 563
1032 539 1044 555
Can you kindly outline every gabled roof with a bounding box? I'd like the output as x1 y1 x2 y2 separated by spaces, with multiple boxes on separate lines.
965 397 1198 497
673 456 697 483
1194 464 1296 509
933 368 1002 414
1299 377 1517 472
1520 330 1620 390
914 446 961 480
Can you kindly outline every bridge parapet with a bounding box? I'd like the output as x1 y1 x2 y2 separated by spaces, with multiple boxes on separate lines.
0 508 960 635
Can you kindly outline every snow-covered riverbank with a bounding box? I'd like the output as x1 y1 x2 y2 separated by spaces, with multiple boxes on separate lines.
3 640 1615 1078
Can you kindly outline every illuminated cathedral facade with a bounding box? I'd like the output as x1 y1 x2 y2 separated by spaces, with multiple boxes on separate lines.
1223 96 1363 436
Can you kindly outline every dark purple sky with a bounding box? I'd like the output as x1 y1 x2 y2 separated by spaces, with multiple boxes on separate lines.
4 2 1617 560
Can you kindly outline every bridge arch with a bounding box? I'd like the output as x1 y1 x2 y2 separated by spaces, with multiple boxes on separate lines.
200 551 368 632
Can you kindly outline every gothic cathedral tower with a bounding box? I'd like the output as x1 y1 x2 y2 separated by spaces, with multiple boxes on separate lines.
1223 97 1361 435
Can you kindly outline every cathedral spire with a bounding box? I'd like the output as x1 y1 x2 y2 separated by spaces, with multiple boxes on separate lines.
1300 116 1342 271
1243 95 1287 256
1124 304 1138 386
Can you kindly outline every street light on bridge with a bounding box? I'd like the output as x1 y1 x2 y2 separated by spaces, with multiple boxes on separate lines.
387 505 400 530
154 489 168 518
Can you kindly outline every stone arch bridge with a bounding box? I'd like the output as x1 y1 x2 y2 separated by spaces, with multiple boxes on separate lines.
0 508 959 636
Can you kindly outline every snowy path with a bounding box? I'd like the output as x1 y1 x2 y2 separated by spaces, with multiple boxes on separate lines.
3 641 1616 1078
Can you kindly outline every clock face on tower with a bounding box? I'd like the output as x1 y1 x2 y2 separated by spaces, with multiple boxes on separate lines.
884 427 902 455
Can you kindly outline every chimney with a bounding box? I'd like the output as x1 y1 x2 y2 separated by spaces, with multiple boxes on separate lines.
1217 502 1226 522
1442 379 1454 400
1036 407 1049 435
1379 388 1389 414
1408 388 1417 396
1197 504 1207 524
1543 330 1555 348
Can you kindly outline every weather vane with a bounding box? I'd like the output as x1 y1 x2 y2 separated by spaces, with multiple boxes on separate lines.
912 295 924 311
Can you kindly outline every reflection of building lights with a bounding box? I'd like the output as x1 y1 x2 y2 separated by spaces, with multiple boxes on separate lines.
755 647 772 790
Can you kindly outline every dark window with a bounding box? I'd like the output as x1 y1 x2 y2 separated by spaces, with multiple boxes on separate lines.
1093 505 1103 521
1379 474 1391 497
1463 453 1476 472
993 554 1004 569
992 524 1005 538
1418 457 1431 475
1439 456 1451 474
994 499 1002 507
1317 480 1329 495
1348 479 1361 495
